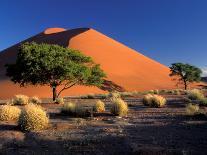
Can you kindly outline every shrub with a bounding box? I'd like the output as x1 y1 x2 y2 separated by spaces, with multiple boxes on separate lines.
29 96 41 104
143 94 166 107
151 95 166 107
0 105 21 121
143 94 153 106
55 98 64 104
109 91 121 98
187 89 204 100
18 104 49 131
110 98 128 116
154 90 159 94
13 95 29 105
93 100 105 112
173 89 181 95
198 97 207 106
61 102 92 117
186 103 201 115
61 102 76 115
148 90 154 94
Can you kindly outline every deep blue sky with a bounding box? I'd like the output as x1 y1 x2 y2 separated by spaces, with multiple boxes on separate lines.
1 0 207 74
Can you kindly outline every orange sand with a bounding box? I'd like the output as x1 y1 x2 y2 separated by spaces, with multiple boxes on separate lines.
0 27 176 99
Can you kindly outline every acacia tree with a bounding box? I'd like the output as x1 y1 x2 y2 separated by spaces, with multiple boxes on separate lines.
6 42 106 101
169 63 202 90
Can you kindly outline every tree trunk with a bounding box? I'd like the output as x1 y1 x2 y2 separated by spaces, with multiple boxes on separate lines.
52 86 57 101
184 81 187 90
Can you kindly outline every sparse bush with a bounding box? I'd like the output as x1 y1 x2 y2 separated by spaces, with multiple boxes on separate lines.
198 97 207 106
55 98 64 104
93 100 105 112
61 102 76 115
186 103 201 115
148 90 154 94
110 92 121 99
173 89 181 95
143 94 153 106
154 90 159 94
61 102 92 117
151 95 166 107
0 105 21 121
29 96 41 104
110 98 128 116
143 94 166 107
187 89 204 100
18 104 49 131
13 95 29 105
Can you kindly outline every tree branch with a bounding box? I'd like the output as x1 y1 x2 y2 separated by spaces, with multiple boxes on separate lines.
57 82 77 98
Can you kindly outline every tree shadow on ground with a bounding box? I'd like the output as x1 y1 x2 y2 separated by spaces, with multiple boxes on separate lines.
100 80 125 92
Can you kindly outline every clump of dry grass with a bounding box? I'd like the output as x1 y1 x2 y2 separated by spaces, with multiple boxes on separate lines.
29 96 41 104
143 94 154 106
55 98 64 104
143 94 166 107
0 105 21 121
186 103 202 116
18 104 49 131
61 102 92 117
13 95 29 105
61 102 76 115
93 100 105 112
187 89 204 100
110 98 128 116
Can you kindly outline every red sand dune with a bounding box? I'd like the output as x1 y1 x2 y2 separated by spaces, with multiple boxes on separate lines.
0 27 176 99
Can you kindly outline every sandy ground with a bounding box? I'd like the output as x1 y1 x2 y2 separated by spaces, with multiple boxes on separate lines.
0 96 207 155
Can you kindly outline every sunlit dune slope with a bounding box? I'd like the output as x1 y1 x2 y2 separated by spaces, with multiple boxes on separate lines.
0 27 176 99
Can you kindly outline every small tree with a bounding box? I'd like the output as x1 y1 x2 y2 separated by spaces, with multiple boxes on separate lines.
6 42 106 101
169 63 202 90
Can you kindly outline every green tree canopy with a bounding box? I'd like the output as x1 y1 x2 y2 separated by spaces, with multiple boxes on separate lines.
6 42 106 100
169 63 202 90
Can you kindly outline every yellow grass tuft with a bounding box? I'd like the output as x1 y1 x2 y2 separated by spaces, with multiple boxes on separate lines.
29 96 41 104
0 105 21 121
13 95 29 105
186 103 200 115
110 98 128 116
143 94 166 107
93 100 105 112
18 104 49 131
61 102 76 114
187 89 204 100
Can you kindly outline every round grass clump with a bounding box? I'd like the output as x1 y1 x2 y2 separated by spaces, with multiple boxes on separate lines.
0 105 21 121
55 98 64 104
187 89 204 100
61 102 76 115
186 103 200 115
110 98 128 116
29 96 41 104
18 104 49 131
13 95 29 105
143 94 153 106
93 100 105 112
143 94 166 107
151 95 166 107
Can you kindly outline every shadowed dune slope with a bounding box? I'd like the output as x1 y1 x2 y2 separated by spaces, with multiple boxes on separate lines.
0 27 176 99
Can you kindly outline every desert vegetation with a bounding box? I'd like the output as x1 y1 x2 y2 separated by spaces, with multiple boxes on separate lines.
18 104 49 131
0 90 206 154
0 105 21 121
143 94 166 107
6 42 106 101
13 94 29 105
